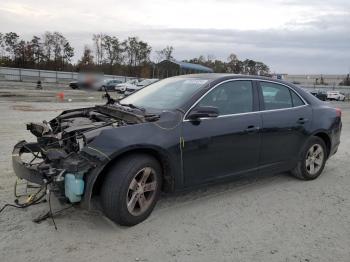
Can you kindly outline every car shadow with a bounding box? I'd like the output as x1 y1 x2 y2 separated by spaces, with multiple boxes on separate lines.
156 171 295 211
60 171 298 231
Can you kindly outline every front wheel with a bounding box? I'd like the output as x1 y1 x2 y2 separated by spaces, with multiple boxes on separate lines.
291 137 327 180
101 154 162 226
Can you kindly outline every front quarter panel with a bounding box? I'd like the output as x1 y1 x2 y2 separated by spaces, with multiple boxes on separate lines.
81 111 183 208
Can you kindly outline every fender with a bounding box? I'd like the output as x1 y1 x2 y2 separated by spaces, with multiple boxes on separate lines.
80 144 180 210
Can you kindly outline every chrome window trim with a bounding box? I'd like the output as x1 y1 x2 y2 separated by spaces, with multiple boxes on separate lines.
183 78 309 122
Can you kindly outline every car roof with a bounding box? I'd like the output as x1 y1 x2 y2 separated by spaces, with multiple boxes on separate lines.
171 73 323 108
171 73 293 86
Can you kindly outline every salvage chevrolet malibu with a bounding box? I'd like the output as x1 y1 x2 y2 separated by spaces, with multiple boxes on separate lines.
12 74 342 226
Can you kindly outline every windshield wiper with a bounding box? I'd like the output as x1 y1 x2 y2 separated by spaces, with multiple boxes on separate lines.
119 103 145 112
103 86 115 104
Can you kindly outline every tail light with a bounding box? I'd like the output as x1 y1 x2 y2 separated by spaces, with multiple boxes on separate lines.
336 108 342 117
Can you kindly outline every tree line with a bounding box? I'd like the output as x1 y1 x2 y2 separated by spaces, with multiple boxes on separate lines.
184 54 270 76
0 31 270 78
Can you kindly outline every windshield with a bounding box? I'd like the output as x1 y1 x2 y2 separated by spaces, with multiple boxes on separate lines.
138 79 157 86
120 77 209 110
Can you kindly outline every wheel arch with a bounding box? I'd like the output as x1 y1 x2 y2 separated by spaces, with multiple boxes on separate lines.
312 131 331 158
90 147 174 200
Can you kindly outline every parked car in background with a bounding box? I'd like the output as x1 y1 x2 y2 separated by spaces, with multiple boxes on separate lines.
310 90 327 101
94 79 123 91
115 79 140 93
13 74 342 226
327 91 345 101
69 75 100 90
124 78 159 96
69 80 94 89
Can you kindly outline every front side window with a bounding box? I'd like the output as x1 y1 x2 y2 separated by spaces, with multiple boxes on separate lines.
197 80 253 115
261 82 293 110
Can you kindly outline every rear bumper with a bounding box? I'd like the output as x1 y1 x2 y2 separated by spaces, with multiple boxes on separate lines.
12 141 45 185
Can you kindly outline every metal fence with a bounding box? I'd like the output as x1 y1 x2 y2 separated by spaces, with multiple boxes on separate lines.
1 66 350 94
0 67 137 84
300 85 350 94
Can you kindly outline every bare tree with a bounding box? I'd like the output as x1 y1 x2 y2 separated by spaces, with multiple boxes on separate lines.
93 33 104 66
78 45 94 70
155 45 174 62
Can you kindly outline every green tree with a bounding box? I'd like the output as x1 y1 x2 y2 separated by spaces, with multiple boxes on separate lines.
227 53 242 73
29 36 43 65
4 32 19 60
102 35 123 67
123 37 151 67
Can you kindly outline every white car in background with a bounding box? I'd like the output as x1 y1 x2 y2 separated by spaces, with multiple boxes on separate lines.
327 91 345 101
124 78 159 96
115 79 140 93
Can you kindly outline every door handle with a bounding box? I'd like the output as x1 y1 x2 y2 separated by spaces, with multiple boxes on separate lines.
297 118 308 124
245 125 260 133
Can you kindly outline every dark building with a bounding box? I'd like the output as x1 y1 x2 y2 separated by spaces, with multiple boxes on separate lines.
155 59 213 78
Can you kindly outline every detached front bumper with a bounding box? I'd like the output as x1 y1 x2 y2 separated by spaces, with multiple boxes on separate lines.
12 140 46 185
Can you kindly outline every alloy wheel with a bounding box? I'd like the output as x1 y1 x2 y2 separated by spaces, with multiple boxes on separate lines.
305 144 324 175
126 167 157 216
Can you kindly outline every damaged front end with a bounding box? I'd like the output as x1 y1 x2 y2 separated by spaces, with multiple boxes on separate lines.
12 104 149 204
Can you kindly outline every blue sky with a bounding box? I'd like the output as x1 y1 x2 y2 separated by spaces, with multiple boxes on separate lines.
0 0 349 74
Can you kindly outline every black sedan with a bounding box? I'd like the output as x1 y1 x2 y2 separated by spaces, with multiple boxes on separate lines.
310 90 327 101
12 74 342 226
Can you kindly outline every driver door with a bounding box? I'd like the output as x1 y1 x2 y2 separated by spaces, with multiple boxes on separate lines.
181 80 262 186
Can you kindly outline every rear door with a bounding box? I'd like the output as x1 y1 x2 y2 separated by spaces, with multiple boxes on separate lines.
182 80 262 186
258 81 312 172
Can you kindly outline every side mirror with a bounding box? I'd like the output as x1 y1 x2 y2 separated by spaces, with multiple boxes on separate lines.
187 106 219 120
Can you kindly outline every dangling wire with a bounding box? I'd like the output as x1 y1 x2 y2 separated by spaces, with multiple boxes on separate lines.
48 189 57 230
0 183 47 214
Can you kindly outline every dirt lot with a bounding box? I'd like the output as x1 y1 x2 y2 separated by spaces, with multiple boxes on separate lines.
0 86 350 262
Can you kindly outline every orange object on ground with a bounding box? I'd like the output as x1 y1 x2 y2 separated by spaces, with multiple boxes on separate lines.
57 92 65 101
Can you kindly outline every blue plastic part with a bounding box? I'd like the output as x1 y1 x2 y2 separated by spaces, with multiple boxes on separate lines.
64 173 85 203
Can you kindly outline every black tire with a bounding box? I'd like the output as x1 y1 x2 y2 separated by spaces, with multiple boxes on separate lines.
291 136 327 180
101 154 162 226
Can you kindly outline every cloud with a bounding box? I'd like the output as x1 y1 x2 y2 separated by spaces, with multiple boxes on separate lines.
0 0 349 74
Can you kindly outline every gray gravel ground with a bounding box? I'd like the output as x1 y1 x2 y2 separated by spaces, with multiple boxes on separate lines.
0 85 350 262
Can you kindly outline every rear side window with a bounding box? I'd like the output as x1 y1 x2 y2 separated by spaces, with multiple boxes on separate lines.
290 90 304 107
260 82 292 110
198 80 253 115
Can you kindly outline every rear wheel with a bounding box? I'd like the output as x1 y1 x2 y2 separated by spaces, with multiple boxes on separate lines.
101 154 162 226
292 137 327 180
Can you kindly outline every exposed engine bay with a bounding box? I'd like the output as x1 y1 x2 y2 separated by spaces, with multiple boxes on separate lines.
12 103 158 204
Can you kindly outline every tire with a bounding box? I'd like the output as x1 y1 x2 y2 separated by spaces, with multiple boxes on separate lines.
101 154 162 226
291 136 327 180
